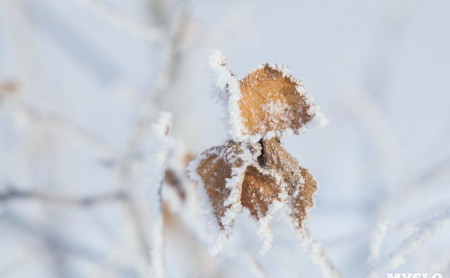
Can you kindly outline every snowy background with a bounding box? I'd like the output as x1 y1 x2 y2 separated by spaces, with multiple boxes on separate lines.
1 0 449 277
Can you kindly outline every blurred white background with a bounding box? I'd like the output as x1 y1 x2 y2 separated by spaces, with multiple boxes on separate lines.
0 0 449 277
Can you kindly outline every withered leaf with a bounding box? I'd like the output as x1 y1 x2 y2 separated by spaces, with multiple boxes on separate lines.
257 138 304 194
239 64 317 137
191 137 318 240
255 138 317 230
193 140 247 230
289 167 317 230
241 165 282 221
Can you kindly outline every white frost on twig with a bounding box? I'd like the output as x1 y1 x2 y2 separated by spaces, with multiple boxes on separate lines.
298 228 343 278
146 112 174 278
209 51 247 142
367 219 390 264
78 0 163 41
366 206 450 278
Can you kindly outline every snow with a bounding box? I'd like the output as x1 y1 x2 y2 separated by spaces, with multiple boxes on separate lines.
262 101 290 123
209 51 246 142
152 111 173 139
256 188 289 254
187 151 220 245
247 63 291 79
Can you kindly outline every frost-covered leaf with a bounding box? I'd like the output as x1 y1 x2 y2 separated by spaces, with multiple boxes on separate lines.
209 52 326 143
241 164 286 254
241 165 282 221
257 138 304 194
189 137 318 253
188 141 249 232
289 167 317 230
253 138 317 232
238 64 324 140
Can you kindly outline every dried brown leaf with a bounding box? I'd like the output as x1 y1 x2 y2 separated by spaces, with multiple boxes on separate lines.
194 141 247 229
257 138 304 194
241 165 281 221
289 167 317 230
239 64 316 137
255 138 317 230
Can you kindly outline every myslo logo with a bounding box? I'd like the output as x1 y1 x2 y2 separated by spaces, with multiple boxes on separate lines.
386 273 443 278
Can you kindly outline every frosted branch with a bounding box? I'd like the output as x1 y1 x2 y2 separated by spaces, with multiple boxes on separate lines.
366 206 450 278
147 112 173 278
5 100 117 161
299 228 343 278
367 220 390 264
78 0 163 41
0 187 127 206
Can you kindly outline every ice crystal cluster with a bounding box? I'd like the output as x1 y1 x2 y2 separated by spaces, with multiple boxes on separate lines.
188 52 327 254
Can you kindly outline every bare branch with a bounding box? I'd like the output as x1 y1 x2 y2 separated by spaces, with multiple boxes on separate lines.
0 187 127 206
1 209 139 275
367 220 390 264
147 112 173 278
4 100 118 161
78 0 163 41
366 206 450 278
300 228 343 278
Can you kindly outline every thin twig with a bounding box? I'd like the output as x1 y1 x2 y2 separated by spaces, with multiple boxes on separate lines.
300 228 343 278
365 206 450 278
147 112 173 278
5 100 117 161
126 7 187 153
78 0 163 41
106 7 188 272
0 187 128 206
367 220 390 264
1 209 138 274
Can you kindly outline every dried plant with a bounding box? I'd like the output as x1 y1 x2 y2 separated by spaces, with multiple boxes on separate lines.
188 52 327 254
